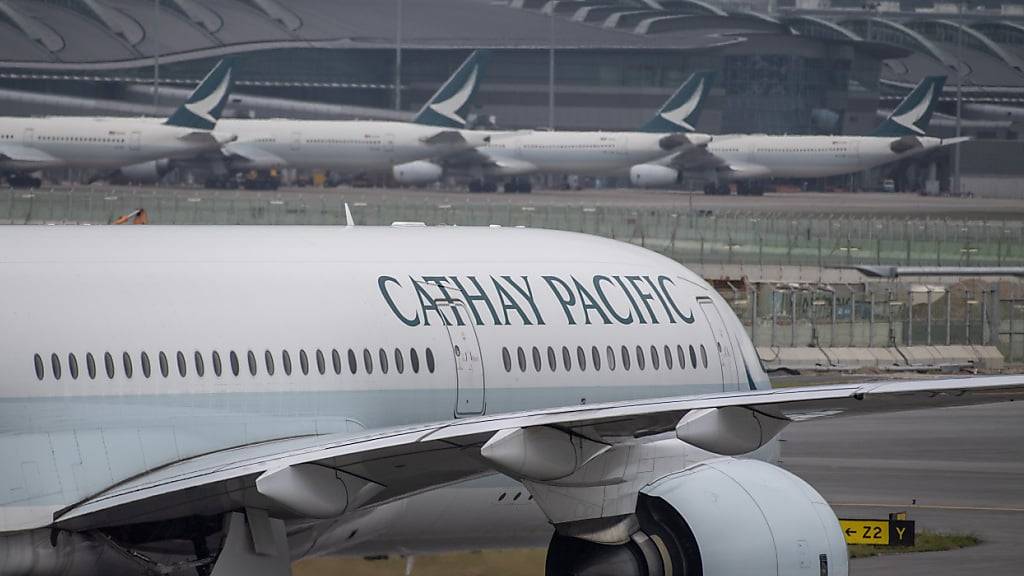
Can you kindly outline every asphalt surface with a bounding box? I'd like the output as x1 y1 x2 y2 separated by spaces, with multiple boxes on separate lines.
782 401 1024 575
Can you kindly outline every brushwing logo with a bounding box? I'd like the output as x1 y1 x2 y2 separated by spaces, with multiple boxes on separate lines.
185 69 233 125
888 83 933 135
659 78 705 131
428 66 478 126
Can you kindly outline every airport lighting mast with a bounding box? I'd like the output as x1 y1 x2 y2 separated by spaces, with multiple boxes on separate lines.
954 0 964 196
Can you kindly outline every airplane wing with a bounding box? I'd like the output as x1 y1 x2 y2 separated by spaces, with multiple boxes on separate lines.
0 143 61 166
220 142 287 167
54 374 1024 531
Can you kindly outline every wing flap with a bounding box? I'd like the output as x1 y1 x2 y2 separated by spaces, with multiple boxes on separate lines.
0 143 61 166
54 375 1024 530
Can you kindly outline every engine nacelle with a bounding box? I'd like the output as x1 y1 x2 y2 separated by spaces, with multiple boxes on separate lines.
630 164 679 188
112 159 172 183
547 458 847 576
392 161 443 186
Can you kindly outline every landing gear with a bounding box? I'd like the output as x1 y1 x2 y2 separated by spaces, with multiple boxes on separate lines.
468 179 498 193
503 177 532 194
735 181 765 196
703 182 729 196
6 174 42 189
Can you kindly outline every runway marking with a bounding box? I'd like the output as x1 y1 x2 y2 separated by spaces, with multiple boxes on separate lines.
833 502 1024 513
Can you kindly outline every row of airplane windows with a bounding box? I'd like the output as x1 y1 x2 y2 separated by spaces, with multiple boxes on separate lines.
501 343 708 374
32 347 437 381
755 148 850 153
307 139 383 145
37 136 127 144
522 144 616 149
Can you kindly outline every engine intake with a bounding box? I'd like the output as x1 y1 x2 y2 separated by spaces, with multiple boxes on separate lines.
392 161 443 186
630 164 679 189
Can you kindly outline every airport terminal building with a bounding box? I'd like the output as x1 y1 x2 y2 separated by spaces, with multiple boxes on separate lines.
2 0 1024 193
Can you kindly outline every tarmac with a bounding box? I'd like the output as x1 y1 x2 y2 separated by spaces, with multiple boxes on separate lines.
782 401 1024 575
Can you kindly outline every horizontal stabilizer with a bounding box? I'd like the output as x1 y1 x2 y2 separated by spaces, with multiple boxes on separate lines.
889 135 923 154
941 136 972 147
420 130 468 146
659 132 712 151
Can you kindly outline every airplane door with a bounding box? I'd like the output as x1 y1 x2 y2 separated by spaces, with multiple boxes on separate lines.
697 297 741 391
22 128 34 145
290 131 302 151
384 132 395 163
129 131 141 151
435 299 486 416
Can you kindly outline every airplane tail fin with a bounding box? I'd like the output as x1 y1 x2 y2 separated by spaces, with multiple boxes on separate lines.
413 50 489 128
639 70 715 133
164 59 235 130
872 75 946 137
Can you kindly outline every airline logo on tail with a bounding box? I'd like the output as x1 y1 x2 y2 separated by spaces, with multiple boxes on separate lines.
165 59 235 131
872 76 946 137
640 71 715 133
414 50 489 128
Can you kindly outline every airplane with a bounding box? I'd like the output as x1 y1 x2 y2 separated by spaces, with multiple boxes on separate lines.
172 50 495 187
390 72 717 193
0 223 1021 576
0 60 237 188
629 75 963 195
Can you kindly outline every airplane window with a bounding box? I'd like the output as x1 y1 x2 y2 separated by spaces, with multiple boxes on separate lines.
363 349 373 374
517 347 527 372
650 346 660 370
689 345 697 369
410 348 420 373
395 349 404 374
316 349 326 375
547 346 557 371
606 346 616 371
87 353 97 379
532 347 542 372
142 352 152 378
379 349 389 374
228 351 238 377
68 353 79 380
677 345 686 369
561 346 572 372
576 346 586 372
32 352 43 379
195 352 205 377
50 353 61 380
105 352 115 379
502 347 511 372
123 352 133 379
281 350 291 376
700 345 708 369
664 345 673 370
300 350 310 375
179 351 188 377
333 349 343 375
348 349 358 374
211 351 221 377
265 350 274 376
247 351 257 376
592 346 601 371
621 345 631 371
426 348 435 373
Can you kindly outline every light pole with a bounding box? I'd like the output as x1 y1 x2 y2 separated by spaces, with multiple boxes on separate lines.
395 0 403 111
954 0 964 196
153 0 160 114
548 9 555 130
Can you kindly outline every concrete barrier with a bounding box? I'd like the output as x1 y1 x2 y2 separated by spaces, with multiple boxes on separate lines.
757 346 1004 372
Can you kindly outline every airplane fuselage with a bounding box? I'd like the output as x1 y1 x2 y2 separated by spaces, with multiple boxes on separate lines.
217 119 486 172
0 117 230 171
703 134 943 180
0 226 762 539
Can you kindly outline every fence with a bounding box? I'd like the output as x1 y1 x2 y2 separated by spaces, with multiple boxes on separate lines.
4 187 1023 269
725 280 1024 362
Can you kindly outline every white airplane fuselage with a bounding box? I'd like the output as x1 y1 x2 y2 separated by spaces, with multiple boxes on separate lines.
217 119 488 172
699 134 943 180
474 130 700 177
0 226 763 563
0 117 231 171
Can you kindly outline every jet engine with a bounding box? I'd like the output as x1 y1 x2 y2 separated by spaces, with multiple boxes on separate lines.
111 159 173 184
393 161 443 186
546 458 848 576
629 164 679 189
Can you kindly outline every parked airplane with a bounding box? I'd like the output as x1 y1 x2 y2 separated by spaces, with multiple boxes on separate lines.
391 72 716 192
171 50 494 187
0 60 237 188
1 224 1020 576
629 75 961 195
